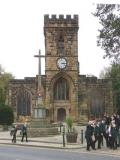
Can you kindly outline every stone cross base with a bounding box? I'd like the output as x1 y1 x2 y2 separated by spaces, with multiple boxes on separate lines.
28 127 59 137
33 107 46 118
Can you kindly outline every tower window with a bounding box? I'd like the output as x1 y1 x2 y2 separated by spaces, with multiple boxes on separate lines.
58 35 64 55
53 77 69 100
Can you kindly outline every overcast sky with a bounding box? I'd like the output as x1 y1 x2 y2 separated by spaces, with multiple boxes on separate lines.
0 0 119 79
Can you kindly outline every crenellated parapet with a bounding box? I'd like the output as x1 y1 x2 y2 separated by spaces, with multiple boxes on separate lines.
79 75 112 86
44 14 79 27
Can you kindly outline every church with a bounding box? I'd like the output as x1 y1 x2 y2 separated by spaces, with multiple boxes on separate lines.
7 15 114 123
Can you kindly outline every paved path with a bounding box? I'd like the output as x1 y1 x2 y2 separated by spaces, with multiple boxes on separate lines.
0 131 85 149
0 130 120 157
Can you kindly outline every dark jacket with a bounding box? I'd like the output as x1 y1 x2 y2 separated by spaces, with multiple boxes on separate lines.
21 125 27 134
85 125 93 139
111 126 118 139
94 125 101 136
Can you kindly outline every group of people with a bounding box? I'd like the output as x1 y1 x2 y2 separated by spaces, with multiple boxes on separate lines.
10 123 28 143
85 113 120 151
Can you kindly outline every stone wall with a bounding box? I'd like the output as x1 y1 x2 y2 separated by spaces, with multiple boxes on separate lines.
78 75 114 123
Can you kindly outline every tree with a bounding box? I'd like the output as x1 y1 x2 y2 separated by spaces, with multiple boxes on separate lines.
0 65 14 126
0 65 14 104
0 104 14 126
94 4 120 62
100 62 120 114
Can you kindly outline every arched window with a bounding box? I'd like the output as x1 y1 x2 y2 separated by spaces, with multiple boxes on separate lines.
54 77 69 100
89 92 105 119
17 90 31 116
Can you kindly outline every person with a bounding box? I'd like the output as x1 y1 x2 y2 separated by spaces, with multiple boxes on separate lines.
99 120 106 146
118 127 120 147
94 121 102 149
107 123 113 148
21 123 28 142
111 123 118 150
85 124 95 151
11 125 17 143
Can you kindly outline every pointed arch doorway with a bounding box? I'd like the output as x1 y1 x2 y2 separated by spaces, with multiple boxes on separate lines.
57 108 66 122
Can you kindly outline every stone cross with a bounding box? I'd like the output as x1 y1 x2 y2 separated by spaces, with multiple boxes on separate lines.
34 49 45 92
33 50 46 118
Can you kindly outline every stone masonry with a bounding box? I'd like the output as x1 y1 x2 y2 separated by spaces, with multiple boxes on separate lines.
7 15 114 124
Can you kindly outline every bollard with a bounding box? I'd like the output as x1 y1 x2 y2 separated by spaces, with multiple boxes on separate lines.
101 136 103 146
81 129 83 144
60 122 62 133
63 125 65 147
60 124 61 133
118 130 120 147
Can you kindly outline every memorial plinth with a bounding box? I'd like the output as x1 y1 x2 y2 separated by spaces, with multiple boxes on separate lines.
28 103 59 137
28 96 59 137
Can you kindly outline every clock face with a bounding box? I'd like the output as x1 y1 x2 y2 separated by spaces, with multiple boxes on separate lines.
57 58 67 69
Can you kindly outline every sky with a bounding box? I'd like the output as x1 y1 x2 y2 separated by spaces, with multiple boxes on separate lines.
0 0 119 79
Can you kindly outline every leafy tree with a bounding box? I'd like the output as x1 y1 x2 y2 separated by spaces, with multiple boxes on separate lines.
94 4 120 62
0 104 14 125
100 62 120 114
0 65 14 126
0 65 14 104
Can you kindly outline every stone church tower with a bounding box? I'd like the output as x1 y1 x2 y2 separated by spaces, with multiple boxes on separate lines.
7 15 114 123
44 15 79 122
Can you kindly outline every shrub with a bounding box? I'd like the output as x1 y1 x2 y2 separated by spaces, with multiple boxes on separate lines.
66 116 73 132
0 104 14 125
